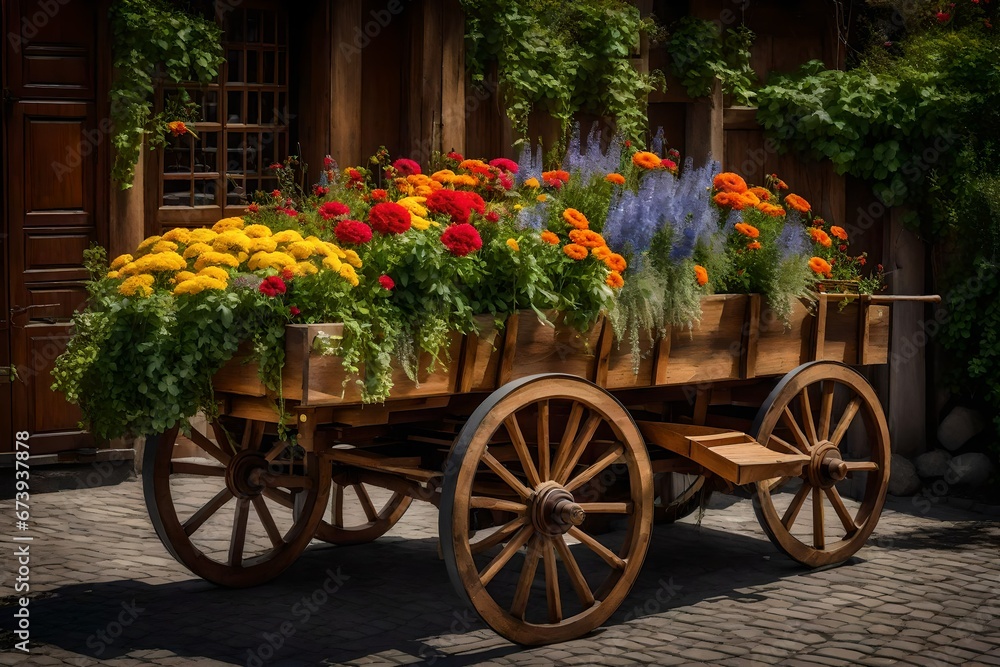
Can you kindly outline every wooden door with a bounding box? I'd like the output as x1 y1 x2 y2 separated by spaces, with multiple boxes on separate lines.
3 0 104 453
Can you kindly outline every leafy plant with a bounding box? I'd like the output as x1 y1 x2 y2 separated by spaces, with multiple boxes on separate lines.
109 0 224 187
665 17 757 106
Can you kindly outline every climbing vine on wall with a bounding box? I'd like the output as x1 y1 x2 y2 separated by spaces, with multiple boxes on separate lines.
665 17 757 106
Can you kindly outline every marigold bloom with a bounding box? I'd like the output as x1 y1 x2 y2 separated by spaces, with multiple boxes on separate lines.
272 229 304 244
161 228 192 245
197 266 230 283
604 253 627 272
136 235 162 253
286 241 316 260
243 224 272 239
749 186 771 202
713 172 748 194
694 265 709 286
569 229 606 248
741 191 760 207
830 225 848 241
506 238 520 252
540 231 560 245
119 274 155 297
524 177 541 189
343 249 362 268
440 223 483 256
130 251 188 274
339 264 360 287
110 254 133 271
396 197 429 217
294 261 319 276
173 271 196 283
106 270 120 279
249 237 278 254
714 191 746 209
212 217 245 233
167 121 188 137
173 276 227 295
194 251 240 271
756 202 785 217
606 270 625 289
809 256 833 276
562 208 589 230
810 228 832 248
183 242 213 259
188 228 217 244
784 193 811 213
605 173 626 185
632 152 662 169
536 194 548 203
541 170 570 183
592 246 612 260
734 223 760 239
213 231 251 254
747 241 762 250
563 243 588 261
322 254 343 272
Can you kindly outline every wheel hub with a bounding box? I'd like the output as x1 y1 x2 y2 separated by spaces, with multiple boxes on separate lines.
808 441 849 489
225 450 269 499
531 481 586 537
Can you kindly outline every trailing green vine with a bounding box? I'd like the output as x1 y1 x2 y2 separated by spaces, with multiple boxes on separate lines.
665 17 757 106
109 0 224 188
460 0 663 147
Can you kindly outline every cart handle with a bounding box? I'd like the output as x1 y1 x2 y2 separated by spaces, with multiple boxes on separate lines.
820 293 941 304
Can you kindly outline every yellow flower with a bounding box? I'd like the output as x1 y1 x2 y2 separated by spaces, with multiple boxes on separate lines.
248 251 296 271
136 236 162 253
411 215 436 230
294 261 319 276
173 276 227 295
397 197 429 217
272 229 304 244
127 252 187 274
174 271 196 283
183 242 213 259
324 242 347 259
194 251 240 271
536 194 548 203
524 177 540 189
343 249 362 268
106 270 120 279
150 240 178 254
243 224 272 238
119 274 155 298
212 216 245 233
236 251 248 264
506 238 520 252
431 169 456 183
249 237 278 254
322 254 343 272
513 204 523 211
110 254 133 271
286 241 315 260
188 228 218 244
161 227 192 245
213 231 251 254
197 266 230 282
339 264 359 287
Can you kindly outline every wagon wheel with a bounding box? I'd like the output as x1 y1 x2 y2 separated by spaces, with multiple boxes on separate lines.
313 471 413 545
440 374 653 645
654 472 710 524
143 417 329 587
752 362 890 567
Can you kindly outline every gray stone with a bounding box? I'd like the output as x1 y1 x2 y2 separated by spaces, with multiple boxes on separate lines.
938 406 987 451
947 452 994 489
888 453 921 496
915 449 952 479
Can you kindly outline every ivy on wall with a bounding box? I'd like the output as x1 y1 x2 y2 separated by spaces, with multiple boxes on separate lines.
665 17 757 106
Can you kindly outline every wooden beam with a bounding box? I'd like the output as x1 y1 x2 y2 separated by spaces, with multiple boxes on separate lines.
440 0 466 156
685 78 724 166
331 0 364 167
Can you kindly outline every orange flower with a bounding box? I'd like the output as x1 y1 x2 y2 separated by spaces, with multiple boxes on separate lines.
606 270 625 289
694 265 709 286
734 223 760 239
542 170 570 183
605 173 626 185
524 177 541 189
540 230 560 245
592 246 612 260
810 228 832 248
569 229 606 248
809 256 833 276
830 225 848 241
459 159 489 171
714 191 746 210
784 193 811 213
632 151 662 169
167 120 189 137
741 191 761 207
563 243 588 261
604 253 627 272
713 172 748 194
536 194 549 203
562 208 590 230
756 202 785 217
747 241 762 250
749 186 771 202
506 238 520 252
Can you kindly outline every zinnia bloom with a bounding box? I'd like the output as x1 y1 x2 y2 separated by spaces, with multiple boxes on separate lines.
379 275 395 291
604 253 627 272
369 202 412 235
784 193 811 213
334 219 373 245
426 189 485 224
809 256 833 276
489 158 518 173
319 201 350 220
830 225 848 241
447 151 464 162
524 177 541 189
562 208 589 230
370 189 388 202
714 191 746 209
810 228 832 248
440 223 482 256
540 231 560 245
259 275 287 297
392 158 421 176
756 202 785 217
605 173 626 185
563 244 588 261
734 223 760 239
741 191 760 207
713 172 748 194
541 170 570 183
606 271 625 289
569 229 606 248
749 186 771 202
632 152 662 169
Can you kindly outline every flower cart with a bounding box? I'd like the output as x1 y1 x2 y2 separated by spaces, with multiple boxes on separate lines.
142 289 938 645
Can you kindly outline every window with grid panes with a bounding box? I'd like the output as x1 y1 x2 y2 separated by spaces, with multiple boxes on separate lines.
156 6 289 227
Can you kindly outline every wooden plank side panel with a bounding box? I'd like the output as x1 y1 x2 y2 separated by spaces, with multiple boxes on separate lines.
331 0 364 166
755 298 813 376
664 295 747 385
505 312 604 383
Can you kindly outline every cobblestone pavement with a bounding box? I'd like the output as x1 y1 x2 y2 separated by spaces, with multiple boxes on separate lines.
1 476 999 667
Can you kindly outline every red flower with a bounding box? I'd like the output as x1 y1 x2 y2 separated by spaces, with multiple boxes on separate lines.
839 244 848 251
440 223 482 256
379 275 395 291
167 121 189 137
281 267 295 281
272 189 282 198
290 306 301 316
323 155 335 169
318 201 350 220
662 159 678 171
426 189 486 224
370 189 388 202
270 162 285 170
624 140 632 147
489 158 519 174
246 203 259 213
392 158 421 176
499 173 514 190
346 168 364 190
486 211 500 223
936 11 951 22
259 276 287 297
334 219 373 245
447 151 464 162
369 202 412 234
545 177 564 189
313 185 329 196
278 207 297 217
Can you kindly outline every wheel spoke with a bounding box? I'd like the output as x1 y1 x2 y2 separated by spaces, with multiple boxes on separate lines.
209 421 238 455
265 440 290 463
577 502 632 514
818 381 835 441
182 487 233 536
504 416 542 488
479 524 534 586
825 486 858 536
469 497 527 513
567 526 626 570
555 413 603 484
354 484 379 522
812 486 825 550
565 442 624 493
252 495 284 548
470 516 528 555
800 389 819 447
188 428 232 465
830 396 862 447
510 536 543 620
550 403 585 486
229 498 250 566
332 483 344 527
537 400 550 481
171 461 225 477
543 542 562 623
781 483 810 530
845 461 879 473
767 434 800 456
781 406 812 453
553 535 595 607
482 451 533 500
263 473 313 490
263 487 293 508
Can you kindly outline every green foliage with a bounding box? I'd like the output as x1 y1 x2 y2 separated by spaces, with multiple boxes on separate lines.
666 18 757 106
460 0 663 146
109 0 224 187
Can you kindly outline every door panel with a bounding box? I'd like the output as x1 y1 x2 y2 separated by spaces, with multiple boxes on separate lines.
7 1 96 98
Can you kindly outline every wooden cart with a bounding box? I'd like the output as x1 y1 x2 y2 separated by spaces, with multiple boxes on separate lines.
142 291 939 645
